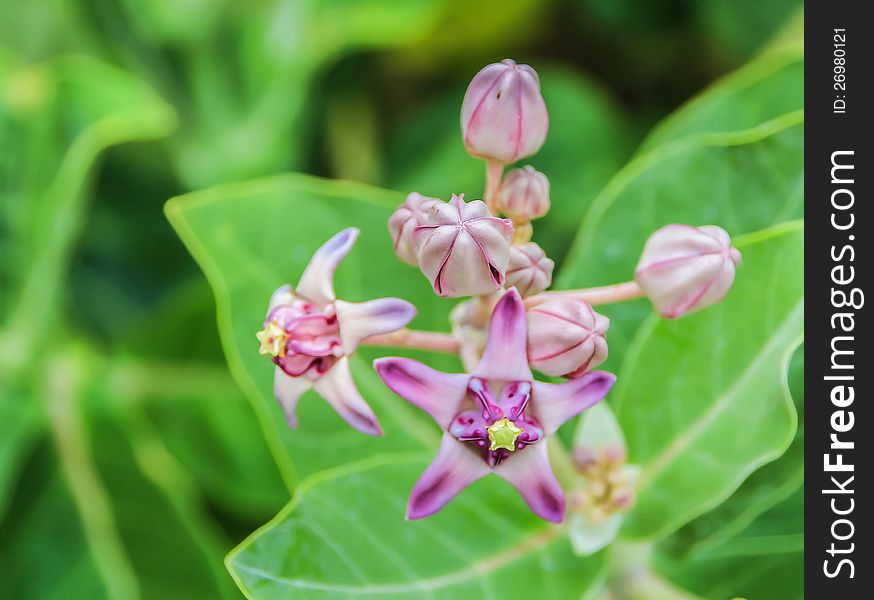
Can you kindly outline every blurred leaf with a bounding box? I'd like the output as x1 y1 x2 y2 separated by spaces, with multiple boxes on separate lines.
227 455 606 599
662 344 803 556
613 223 802 540
388 64 632 263
654 487 802 600
558 111 803 368
639 42 802 152
0 351 237 600
0 50 174 518
166 175 456 486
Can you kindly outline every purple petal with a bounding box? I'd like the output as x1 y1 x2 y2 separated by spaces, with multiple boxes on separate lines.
407 434 490 520
496 442 565 523
296 228 359 307
473 288 532 381
373 358 469 430
313 358 383 436
532 371 616 435
273 367 312 428
335 298 416 354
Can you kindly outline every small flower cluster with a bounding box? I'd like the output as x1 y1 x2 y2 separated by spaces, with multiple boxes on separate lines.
255 59 742 526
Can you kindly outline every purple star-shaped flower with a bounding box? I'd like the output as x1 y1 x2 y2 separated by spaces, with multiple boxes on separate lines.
375 288 615 522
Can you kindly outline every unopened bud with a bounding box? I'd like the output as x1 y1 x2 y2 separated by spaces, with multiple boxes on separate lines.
414 194 513 298
635 224 741 319
505 242 553 297
496 166 550 222
526 297 608 377
388 192 441 265
461 59 549 163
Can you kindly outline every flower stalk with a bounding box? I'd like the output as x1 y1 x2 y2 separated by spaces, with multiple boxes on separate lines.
361 328 460 354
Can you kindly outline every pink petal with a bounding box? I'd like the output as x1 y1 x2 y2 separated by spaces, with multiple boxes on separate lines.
496 442 565 523
473 288 532 381
407 433 490 520
269 284 294 310
335 298 416 355
313 358 383 436
532 371 616 435
296 228 359 307
373 358 470 430
273 367 312 428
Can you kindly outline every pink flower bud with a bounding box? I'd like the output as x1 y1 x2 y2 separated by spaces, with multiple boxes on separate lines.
388 192 441 265
506 242 553 297
527 298 609 377
635 224 742 319
496 166 550 222
414 194 513 297
461 59 549 163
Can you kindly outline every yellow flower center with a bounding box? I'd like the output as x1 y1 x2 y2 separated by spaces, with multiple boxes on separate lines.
256 321 287 357
487 417 523 452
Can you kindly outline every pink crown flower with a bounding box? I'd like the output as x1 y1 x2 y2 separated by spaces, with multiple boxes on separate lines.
635 224 742 319
375 289 615 522
461 59 549 163
257 228 415 436
497 166 550 222
413 194 513 298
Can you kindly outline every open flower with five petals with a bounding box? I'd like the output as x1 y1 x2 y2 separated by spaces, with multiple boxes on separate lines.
375 288 615 522
258 228 416 436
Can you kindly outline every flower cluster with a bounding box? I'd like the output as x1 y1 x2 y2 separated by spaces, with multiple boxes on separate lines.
254 59 742 526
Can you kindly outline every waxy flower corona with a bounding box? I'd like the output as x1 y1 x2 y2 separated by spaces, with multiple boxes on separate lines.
253 59 741 528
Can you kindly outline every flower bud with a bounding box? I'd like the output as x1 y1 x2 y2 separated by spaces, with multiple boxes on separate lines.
388 192 441 265
505 242 553 297
635 224 742 319
461 59 549 163
526 297 608 377
414 194 513 298
496 166 550 222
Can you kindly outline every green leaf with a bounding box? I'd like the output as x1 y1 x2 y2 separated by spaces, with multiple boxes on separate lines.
387 64 633 263
227 455 606 599
614 222 803 540
653 487 803 600
661 344 803 556
166 175 454 487
558 111 803 367
638 42 802 153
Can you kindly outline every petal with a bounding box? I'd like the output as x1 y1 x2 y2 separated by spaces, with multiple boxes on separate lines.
335 298 416 354
313 357 383 436
269 284 294 310
373 358 469 430
496 442 565 523
407 433 490 520
296 228 359 306
474 288 532 381
532 371 616 435
273 367 312 428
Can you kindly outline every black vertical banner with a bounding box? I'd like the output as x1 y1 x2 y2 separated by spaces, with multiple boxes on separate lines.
806 1 872 597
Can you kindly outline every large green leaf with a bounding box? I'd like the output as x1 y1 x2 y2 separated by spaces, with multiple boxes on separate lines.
166 175 455 487
613 222 803 539
558 111 803 367
227 455 606 599
661 344 803 556
639 42 802 152
653 487 803 600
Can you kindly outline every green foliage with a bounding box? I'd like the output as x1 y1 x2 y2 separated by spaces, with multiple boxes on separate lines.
1 2 804 598
227 455 607 599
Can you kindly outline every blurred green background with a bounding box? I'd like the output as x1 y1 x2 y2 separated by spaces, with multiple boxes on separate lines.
1 1 801 598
